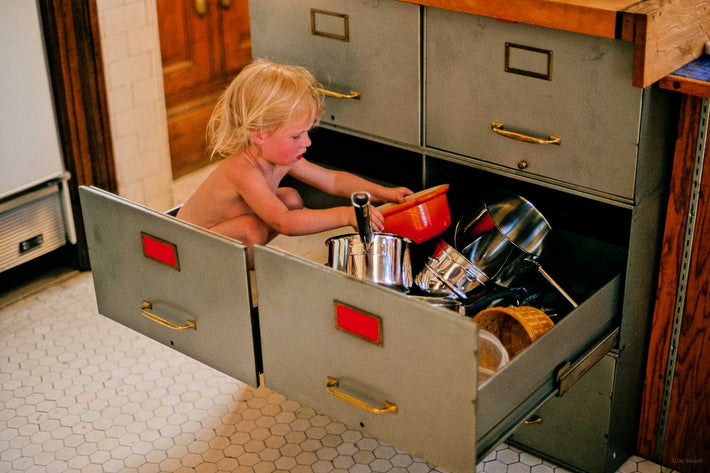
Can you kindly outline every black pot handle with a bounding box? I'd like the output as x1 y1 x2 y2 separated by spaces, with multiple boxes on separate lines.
352 192 372 245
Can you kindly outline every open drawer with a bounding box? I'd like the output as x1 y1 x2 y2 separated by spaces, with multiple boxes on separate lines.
80 185 624 473
253 231 623 473
79 186 261 387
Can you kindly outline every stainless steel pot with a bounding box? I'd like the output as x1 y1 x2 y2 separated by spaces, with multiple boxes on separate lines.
414 239 489 299
455 191 577 308
326 192 413 292
455 191 552 282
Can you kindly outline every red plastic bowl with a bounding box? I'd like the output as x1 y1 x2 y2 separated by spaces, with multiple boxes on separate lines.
380 184 451 243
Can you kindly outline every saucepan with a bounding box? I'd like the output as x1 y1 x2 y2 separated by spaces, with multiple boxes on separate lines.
455 191 578 308
326 192 413 292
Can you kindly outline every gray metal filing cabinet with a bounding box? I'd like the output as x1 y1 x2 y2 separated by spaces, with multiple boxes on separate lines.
248 0 421 146
79 2 675 473
246 2 676 472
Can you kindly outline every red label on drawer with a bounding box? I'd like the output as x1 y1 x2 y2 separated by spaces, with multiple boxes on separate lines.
334 302 382 345
141 232 179 270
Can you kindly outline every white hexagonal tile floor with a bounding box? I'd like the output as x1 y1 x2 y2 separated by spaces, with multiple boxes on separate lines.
0 272 677 473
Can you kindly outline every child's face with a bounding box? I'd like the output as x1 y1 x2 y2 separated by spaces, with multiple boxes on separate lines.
257 113 315 166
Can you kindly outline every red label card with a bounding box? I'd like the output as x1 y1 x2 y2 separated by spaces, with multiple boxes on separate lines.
141 232 179 270
335 302 382 345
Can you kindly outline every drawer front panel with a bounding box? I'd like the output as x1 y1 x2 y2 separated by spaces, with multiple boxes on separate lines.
509 353 617 473
79 187 259 387
425 9 643 198
249 0 420 145
254 245 478 473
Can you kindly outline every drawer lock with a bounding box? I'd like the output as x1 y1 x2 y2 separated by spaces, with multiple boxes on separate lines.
326 376 397 414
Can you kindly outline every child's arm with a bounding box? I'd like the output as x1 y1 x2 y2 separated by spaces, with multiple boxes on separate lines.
290 159 413 204
238 164 371 235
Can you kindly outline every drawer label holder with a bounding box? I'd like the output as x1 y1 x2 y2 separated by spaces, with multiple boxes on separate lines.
141 232 180 270
334 301 383 345
311 9 349 42
505 42 553 81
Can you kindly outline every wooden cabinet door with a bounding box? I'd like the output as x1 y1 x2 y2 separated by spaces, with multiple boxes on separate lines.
222 0 252 74
157 0 213 98
157 0 251 179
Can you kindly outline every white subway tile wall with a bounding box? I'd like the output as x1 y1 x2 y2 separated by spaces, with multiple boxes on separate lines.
95 0 174 211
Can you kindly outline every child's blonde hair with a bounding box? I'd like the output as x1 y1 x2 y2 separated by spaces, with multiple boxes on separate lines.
207 58 325 160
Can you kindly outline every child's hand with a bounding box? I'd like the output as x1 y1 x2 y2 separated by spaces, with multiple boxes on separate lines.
369 207 385 232
378 186 413 204
348 206 385 232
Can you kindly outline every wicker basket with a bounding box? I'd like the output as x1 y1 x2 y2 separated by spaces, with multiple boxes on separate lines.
473 306 554 357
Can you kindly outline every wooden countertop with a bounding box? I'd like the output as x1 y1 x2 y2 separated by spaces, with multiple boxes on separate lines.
398 0 710 88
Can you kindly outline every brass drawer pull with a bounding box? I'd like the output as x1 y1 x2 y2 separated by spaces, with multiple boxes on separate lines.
524 415 543 424
326 377 397 414
491 121 561 145
141 301 196 330
316 87 361 100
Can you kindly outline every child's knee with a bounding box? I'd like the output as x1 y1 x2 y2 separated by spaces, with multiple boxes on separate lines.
278 187 304 210
240 219 271 247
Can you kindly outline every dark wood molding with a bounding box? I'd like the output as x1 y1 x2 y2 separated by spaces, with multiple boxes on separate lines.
38 0 116 270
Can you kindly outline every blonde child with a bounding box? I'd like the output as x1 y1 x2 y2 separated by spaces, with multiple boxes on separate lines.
177 59 412 265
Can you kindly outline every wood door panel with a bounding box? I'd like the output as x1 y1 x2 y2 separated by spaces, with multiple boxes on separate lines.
221 0 252 74
158 0 213 98
158 0 251 177
167 94 219 178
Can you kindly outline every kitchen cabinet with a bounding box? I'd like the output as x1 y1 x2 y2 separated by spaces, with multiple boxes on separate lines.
248 0 421 147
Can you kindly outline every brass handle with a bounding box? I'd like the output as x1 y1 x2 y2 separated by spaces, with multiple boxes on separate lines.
220 0 231 9
316 87 361 100
491 121 561 145
195 0 207 17
141 301 196 330
524 415 543 424
326 377 397 414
